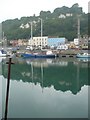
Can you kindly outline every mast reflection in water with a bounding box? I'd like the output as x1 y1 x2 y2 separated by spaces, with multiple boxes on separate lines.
1 58 89 118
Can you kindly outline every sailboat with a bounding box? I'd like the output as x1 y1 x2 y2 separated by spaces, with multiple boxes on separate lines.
0 32 7 57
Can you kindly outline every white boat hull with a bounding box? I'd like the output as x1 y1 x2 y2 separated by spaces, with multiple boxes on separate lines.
76 53 90 58
0 51 7 57
0 54 6 57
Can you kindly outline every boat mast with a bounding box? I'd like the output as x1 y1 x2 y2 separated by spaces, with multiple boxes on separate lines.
41 18 43 50
31 22 33 40
41 18 43 38
28 21 33 46
2 32 4 48
0 23 2 46
3 32 7 51
77 16 80 46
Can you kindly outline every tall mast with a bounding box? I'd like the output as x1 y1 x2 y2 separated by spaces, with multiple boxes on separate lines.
41 18 43 38
77 16 80 45
2 32 5 48
41 18 43 50
31 22 33 40
0 23 2 42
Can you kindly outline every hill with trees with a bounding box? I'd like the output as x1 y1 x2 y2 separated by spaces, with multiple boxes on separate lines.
2 3 88 41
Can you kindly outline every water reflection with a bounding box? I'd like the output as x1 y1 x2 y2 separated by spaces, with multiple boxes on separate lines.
1 58 89 118
2 58 89 95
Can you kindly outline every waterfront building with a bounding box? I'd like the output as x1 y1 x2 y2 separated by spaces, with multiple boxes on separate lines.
18 39 28 46
69 41 76 49
57 44 68 50
74 38 79 45
48 37 67 47
28 36 48 47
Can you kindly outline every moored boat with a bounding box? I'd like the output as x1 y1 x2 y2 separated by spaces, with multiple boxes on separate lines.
0 50 7 57
22 50 57 58
76 53 90 58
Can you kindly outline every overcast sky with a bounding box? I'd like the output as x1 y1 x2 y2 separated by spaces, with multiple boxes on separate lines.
0 0 89 23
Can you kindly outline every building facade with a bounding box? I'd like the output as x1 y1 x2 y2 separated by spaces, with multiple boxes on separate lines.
48 37 67 47
74 38 79 45
28 36 48 47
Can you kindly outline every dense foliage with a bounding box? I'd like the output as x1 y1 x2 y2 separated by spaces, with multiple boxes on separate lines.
2 3 88 41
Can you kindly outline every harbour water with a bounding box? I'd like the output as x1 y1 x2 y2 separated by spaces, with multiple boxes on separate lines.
0 57 89 119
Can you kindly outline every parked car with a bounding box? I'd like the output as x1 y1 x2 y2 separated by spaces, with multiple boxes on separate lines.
26 46 33 50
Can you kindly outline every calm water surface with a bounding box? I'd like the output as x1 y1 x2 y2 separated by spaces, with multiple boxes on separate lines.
0 57 89 118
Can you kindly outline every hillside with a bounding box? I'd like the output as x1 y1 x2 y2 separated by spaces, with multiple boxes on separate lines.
2 3 88 41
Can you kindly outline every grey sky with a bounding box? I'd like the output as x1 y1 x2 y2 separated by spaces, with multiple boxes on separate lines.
0 0 89 22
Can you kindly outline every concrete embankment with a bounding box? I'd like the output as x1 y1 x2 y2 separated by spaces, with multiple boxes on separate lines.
54 49 80 58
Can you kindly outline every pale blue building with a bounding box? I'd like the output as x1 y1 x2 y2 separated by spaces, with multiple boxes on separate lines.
48 37 66 47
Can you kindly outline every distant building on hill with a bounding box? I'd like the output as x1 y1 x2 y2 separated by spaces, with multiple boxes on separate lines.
59 14 66 19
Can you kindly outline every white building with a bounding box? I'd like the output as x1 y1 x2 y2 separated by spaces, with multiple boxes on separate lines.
20 24 24 29
28 36 48 47
74 38 79 45
24 23 30 28
59 14 66 19
57 44 68 50
20 23 30 29
66 13 73 17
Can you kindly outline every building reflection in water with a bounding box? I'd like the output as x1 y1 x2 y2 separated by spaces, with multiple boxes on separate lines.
2 58 89 95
